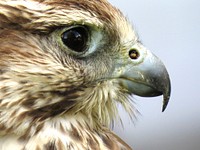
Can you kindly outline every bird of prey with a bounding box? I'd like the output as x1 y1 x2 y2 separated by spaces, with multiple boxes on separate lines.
0 0 171 149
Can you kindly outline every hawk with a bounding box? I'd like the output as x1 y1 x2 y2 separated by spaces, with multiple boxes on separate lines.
0 0 171 149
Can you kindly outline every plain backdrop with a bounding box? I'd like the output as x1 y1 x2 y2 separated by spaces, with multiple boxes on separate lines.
108 0 200 150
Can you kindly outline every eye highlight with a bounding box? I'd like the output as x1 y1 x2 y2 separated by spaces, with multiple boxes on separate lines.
61 26 88 53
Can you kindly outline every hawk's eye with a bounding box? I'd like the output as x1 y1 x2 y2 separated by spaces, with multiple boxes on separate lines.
61 27 88 52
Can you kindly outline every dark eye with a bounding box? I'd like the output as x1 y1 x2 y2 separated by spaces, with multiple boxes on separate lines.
61 26 88 52
129 49 140 60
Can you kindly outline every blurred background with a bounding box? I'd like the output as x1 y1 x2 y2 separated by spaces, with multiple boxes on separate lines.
109 0 200 150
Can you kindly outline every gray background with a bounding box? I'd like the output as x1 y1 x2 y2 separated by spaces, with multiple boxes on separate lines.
108 0 200 150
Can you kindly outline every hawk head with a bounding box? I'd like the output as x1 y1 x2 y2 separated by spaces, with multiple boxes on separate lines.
0 0 170 149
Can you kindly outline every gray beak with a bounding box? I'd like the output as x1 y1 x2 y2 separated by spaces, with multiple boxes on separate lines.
116 48 171 112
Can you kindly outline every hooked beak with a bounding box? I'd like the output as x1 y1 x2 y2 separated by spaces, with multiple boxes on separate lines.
115 48 171 112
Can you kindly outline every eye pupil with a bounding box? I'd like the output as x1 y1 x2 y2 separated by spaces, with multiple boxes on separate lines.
61 27 88 52
129 49 140 59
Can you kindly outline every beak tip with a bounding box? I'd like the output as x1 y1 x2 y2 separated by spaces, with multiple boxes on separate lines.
162 94 170 112
161 72 171 112
162 101 168 112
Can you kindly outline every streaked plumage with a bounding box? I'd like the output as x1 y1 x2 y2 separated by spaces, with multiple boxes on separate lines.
0 0 171 149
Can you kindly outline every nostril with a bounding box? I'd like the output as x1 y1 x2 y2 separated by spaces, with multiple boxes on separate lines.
129 49 140 60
